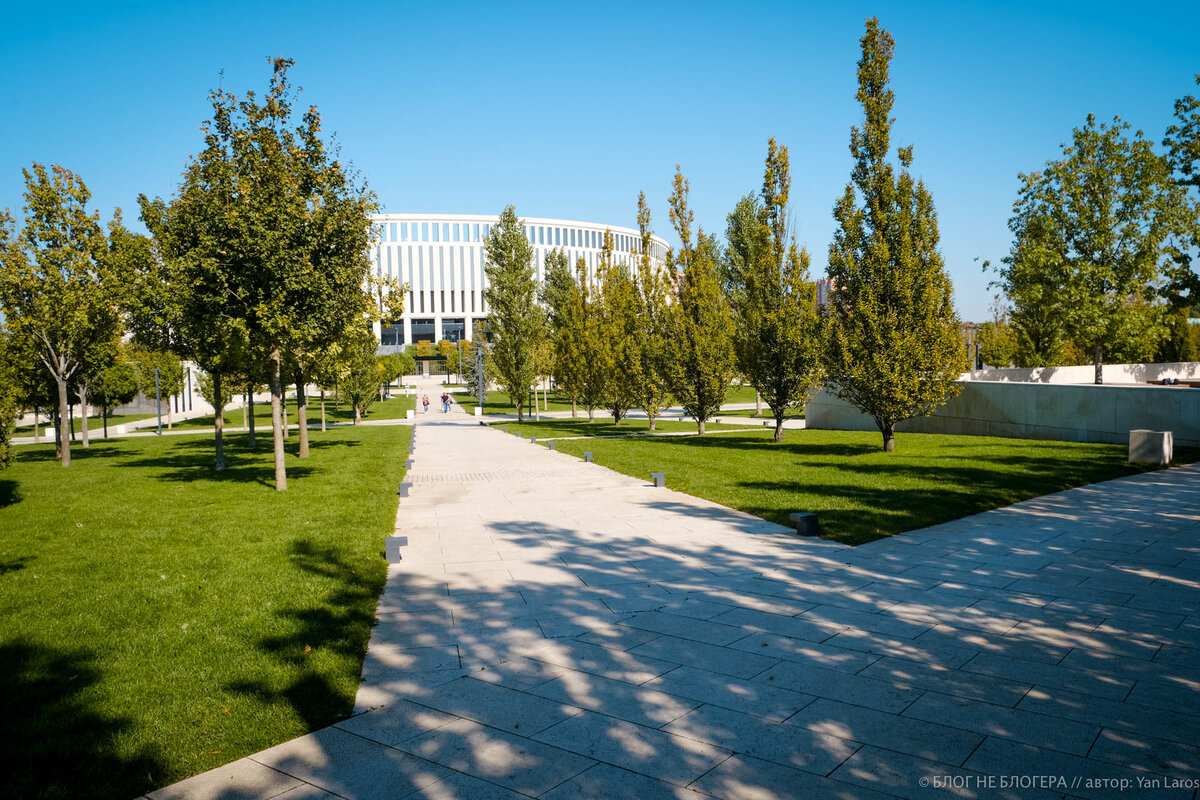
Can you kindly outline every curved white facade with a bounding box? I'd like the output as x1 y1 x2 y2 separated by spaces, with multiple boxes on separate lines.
369 213 670 345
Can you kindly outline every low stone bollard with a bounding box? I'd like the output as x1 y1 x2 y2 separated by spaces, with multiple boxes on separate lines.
405 458 414 469
583 451 593 462
1129 429 1173 465
549 441 556 451
398 481 412 498
530 437 537 444
385 535 409 563
474 407 482 417
406 410 414 420
650 472 666 488
789 512 819 536
516 431 522 439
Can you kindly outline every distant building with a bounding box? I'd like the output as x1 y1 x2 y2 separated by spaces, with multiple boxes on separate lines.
368 213 669 346
815 276 837 309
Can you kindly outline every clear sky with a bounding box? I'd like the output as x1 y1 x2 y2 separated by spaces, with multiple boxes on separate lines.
2 0 1196 320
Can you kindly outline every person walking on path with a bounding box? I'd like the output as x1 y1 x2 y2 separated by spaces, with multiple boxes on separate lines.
422 393 430 414
441 392 451 413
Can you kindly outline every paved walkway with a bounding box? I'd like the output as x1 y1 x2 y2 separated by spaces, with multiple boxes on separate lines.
147 387 1200 800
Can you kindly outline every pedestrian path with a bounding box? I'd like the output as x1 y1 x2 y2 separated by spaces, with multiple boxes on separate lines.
145 387 1200 800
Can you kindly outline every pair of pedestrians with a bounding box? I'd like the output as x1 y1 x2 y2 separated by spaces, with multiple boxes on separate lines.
421 392 452 413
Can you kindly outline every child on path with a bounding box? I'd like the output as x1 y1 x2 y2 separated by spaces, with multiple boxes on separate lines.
422 393 430 414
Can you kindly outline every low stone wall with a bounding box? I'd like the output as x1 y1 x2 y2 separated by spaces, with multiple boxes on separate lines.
972 361 1200 384
807 381 1200 447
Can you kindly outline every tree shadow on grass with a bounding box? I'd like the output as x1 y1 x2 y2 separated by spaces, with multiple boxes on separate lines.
0 479 19 509
17 442 128 463
0 554 34 575
0 639 167 800
225 537 385 732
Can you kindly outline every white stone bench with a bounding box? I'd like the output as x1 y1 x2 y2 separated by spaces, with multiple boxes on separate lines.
1129 430 1173 465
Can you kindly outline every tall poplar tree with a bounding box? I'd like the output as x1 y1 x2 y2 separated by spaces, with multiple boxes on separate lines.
729 139 823 442
632 192 673 430
663 167 736 434
575 251 613 423
824 18 963 452
483 205 543 422
541 248 584 416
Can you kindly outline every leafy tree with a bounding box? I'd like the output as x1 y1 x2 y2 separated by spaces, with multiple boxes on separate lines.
1162 75 1200 311
482 205 543 422
976 302 1019 368
151 58 376 487
663 167 737 434
631 192 673 430
129 348 185 429
0 164 125 467
728 139 824 442
92 360 139 438
574 252 613 423
460 321 494 403
339 330 382 424
824 19 964 452
600 239 641 424
541 248 584 416
1004 114 1188 382
0 329 16 471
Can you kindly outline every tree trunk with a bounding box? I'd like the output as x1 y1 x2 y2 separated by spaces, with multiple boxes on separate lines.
697 418 706 435
571 398 577 418
248 392 257 448
55 374 70 467
354 404 361 425
52 410 62 460
296 374 309 459
213 373 226 471
167 396 173 430
33 408 40 444
1094 343 1103 385
775 412 785 443
79 383 90 448
649 413 657 432
103 406 108 439
756 390 762 418
320 389 327 432
242 395 247 431
882 421 895 453
517 401 524 423
268 346 287 491
534 394 540 421
587 407 594 423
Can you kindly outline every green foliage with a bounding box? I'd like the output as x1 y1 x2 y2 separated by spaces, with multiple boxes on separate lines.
1157 307 1200 362
663 167 737 434
0 164 125 466
541 248 584 413
977 319 1019 368
415 340 432 357
0 330 15 471
574 245 615 421
728 140 824 442
92 361 139 422
482 206 543 422
1002 114 1189 381
824 19 964 452
338 331 383 423
460 322 494 400
630 192 673 429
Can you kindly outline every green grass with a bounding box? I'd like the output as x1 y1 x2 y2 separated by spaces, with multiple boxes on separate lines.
457 389 577 415
550 429 1195 546
723 384 760 404
0 424 410 800
716 407 805 419
176 393 414 430
493 418 743 439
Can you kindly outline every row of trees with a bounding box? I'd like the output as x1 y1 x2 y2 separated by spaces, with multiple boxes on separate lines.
985 77 1200 379
0 59 405 487
484 18 962 451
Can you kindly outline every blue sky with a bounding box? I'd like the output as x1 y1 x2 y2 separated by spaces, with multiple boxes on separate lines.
2 0 1197 320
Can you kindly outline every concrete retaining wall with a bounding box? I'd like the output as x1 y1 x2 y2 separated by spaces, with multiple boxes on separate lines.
807 382 1200 447
972 361 1200 384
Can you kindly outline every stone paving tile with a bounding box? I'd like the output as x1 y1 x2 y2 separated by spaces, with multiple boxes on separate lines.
958 651 1134 700
540 763 699 800
629 633 781 679
963 738 1193 799
789 697 984 765
707 605 840 643
664 703 861 776
802 604 935 639
144 759 305 800
643 664 817 723
912 623 1068 665
532 709 733 787
902 690 1099 755
690 754 896 800
1087 727 1200 779
529 670 702 728
822 627 978 669
414 769 532 800
394 717 595 796
333 699 459 746
728 631 881 673
858 656 1031 706
512 636 679 683
757 660 924 713
1016 685 1200 748
413 676 581 735
831 745 1062 800
619 609 750 645
247 726 451 800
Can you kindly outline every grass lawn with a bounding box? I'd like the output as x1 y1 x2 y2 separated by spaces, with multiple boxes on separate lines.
460 384 772 417
494 418 743 439
176 393 414 430
717 407 805 419
549 428 1195 546
0 424 410 800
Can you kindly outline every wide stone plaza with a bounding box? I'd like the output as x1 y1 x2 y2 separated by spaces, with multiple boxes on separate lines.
146 379 1200 800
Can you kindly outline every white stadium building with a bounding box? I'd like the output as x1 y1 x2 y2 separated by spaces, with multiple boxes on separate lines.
368 213 671 346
